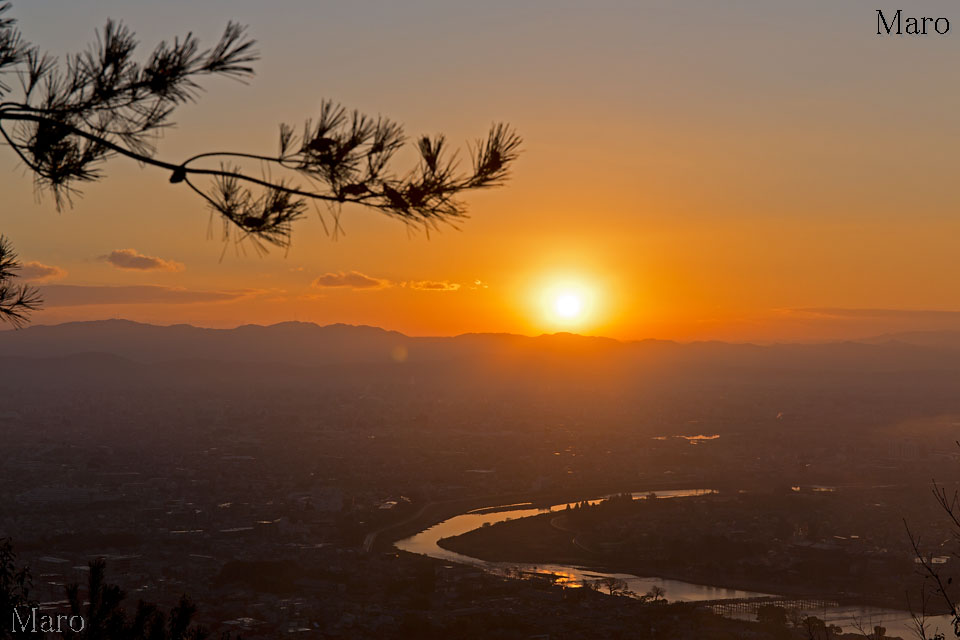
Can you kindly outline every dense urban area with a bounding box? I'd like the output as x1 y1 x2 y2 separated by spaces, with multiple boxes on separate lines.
3 321 960 638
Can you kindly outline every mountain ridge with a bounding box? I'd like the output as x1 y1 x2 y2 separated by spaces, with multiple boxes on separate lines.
2 320 960 372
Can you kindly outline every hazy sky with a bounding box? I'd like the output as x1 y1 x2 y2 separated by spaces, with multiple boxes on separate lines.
3 1 958 341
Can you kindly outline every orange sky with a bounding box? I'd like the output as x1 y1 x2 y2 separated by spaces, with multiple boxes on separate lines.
3 1 959 341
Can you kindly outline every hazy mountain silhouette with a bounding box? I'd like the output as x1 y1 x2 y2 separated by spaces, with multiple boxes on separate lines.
862 330 960 350
2 320 960 375
0 319 411 364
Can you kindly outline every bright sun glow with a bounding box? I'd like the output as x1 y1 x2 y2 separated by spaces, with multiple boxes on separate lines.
554 293 582 318
534 274 603 330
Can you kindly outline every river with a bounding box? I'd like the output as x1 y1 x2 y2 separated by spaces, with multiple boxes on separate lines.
395 489 952 639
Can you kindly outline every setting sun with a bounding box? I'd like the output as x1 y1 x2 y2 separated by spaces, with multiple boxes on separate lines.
533 274 605 331
554 293 582 318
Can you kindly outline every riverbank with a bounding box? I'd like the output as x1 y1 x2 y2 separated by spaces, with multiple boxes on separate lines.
436 498 937 615
370 480 710 552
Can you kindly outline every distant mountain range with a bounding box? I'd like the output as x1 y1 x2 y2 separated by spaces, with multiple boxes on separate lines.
0 319 413 364
861 330 960 350
2 320 960 373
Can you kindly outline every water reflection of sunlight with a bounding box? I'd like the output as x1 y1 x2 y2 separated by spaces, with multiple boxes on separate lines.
679 434 720 444
650 434 721 445
396 488 942 640
542 569 578 586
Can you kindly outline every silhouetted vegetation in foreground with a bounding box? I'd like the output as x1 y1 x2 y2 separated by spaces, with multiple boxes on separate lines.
3 536 908 639
2 538 230 640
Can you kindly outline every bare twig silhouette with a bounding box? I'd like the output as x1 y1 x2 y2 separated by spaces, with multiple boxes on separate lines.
905 464 960 640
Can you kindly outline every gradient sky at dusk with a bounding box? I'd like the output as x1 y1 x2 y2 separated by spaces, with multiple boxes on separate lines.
3 1 958 341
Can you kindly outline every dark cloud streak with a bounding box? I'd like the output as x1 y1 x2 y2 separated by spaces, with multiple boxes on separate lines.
38 285 256 307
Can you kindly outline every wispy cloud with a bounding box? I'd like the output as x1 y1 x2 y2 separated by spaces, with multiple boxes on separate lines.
18 261 67 282
405 280 461 291
101 249 184 272
311 271 467 292
38 284 260 307
312 271 389 290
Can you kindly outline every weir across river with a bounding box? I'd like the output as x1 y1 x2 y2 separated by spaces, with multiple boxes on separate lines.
696 596 841 617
